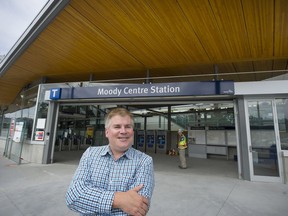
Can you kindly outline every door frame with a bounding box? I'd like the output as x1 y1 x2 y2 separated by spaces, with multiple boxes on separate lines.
245 98 284 183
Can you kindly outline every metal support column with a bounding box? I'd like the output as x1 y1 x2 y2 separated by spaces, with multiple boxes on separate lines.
42 101 59 164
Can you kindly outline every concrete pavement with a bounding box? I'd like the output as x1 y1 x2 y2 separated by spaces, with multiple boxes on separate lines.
1 150 288 216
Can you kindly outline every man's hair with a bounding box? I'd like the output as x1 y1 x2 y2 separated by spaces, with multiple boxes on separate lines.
104 108 134 129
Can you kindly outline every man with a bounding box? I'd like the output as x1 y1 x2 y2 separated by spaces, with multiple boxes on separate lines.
178 128 187 169
66 108 155 215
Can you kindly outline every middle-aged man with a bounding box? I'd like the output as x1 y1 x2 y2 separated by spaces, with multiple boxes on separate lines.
66 108 155 215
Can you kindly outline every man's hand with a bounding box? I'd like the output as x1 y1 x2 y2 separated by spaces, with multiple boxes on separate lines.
113 184 149 216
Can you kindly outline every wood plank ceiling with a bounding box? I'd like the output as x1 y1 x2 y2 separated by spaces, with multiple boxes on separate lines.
0 0 288 106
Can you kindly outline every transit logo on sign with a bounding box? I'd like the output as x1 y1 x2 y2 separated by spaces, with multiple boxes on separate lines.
50 88 61 100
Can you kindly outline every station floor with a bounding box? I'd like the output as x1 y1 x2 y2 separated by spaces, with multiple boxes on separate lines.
1 149 288 216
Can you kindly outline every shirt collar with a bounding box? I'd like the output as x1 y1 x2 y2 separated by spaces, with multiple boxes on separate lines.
100 145 133 160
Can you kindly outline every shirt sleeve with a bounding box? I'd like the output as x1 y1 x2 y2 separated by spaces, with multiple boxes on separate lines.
65 148 114 215
134 155 155 205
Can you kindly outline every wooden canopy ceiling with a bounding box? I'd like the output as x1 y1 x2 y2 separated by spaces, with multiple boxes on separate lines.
1 0 288 106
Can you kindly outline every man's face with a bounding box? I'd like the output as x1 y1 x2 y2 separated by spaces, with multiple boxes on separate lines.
105 114 134 154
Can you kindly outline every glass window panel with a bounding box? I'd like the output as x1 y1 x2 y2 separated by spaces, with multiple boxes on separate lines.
275 99 288 150
1 87 37 140
248 101 279 177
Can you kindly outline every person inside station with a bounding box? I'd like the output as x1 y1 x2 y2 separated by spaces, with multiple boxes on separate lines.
178 128 188 169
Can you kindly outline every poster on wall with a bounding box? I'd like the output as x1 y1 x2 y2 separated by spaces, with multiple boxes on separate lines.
13 122 24 143
34 118 46 141
9 118 15 138
35 131 45 141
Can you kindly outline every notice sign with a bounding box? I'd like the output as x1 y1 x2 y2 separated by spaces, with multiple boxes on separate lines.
36 118 46 129
13 122 24 143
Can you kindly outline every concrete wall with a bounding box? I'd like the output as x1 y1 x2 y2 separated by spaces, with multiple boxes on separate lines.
21 143 44 164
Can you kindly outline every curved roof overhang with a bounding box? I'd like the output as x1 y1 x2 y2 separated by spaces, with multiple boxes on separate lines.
1 0 288 107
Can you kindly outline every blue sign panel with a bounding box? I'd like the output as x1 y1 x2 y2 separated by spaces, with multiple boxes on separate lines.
49 88 61 100
50 81 234 100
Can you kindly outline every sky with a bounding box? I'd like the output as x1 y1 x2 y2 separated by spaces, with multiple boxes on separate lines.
0 0 48 55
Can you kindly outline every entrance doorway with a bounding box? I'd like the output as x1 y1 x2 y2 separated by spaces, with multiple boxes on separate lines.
246 99 284 182
51 101 239 179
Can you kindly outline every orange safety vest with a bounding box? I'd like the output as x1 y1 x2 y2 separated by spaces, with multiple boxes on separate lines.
178 134 187 149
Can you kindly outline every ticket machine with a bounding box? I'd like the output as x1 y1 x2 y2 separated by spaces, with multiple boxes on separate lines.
156 130 167 154
146 130 156 153
136 130 145 152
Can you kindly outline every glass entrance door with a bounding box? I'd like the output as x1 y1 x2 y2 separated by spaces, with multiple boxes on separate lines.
247 100 282 182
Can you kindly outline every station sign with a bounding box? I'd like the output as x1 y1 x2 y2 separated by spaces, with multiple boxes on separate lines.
50 81 234 100
49 88 61 100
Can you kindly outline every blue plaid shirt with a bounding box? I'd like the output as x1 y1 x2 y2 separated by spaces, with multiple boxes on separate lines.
66 145 155 215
